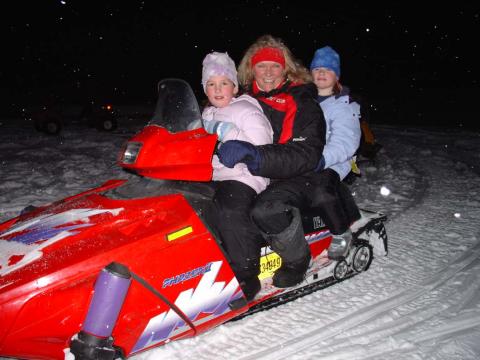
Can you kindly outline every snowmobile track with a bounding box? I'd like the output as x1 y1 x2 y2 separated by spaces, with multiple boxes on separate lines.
232 274 355 321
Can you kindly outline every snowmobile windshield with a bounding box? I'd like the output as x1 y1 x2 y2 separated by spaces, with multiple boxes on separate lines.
149 79 202 133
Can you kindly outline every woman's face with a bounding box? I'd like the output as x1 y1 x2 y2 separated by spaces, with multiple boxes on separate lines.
205 76 238 108
253 61 285 92
311 67 337 94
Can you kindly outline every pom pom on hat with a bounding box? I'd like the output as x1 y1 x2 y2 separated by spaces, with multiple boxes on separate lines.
202 52 238 91
310 46 341 78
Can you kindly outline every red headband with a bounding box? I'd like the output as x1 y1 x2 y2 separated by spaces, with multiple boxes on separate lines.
251 47 285 68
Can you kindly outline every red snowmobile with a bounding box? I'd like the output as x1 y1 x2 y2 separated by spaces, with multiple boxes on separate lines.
0 79 387 360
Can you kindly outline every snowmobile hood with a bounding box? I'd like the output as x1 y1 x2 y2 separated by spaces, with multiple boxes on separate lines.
0 176 223 357
0 179 203 295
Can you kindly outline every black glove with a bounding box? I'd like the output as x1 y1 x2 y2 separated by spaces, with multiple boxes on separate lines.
217 140 261 174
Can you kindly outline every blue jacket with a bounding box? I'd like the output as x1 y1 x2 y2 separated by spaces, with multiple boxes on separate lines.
318 87 361 180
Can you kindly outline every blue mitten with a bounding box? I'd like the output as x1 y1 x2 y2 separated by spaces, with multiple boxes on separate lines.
187 119 203 130
315 155 326 172
217 140 261 174
202 119 236 141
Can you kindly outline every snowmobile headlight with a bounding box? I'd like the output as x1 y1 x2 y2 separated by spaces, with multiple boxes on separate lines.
122 141 142 164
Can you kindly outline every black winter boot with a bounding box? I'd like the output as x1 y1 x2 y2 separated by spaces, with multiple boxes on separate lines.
264 207 311 288
272 255 310 288
239 276 261 301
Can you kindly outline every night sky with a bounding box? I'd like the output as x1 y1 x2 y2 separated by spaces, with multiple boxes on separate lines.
2 1 479 129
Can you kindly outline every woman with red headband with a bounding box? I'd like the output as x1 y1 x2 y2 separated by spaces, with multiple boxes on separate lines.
217 34 326 289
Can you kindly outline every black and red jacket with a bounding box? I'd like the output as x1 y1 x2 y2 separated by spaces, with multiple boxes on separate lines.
250 81 326 179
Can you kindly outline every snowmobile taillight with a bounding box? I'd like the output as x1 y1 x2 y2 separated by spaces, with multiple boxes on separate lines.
121 141 142 164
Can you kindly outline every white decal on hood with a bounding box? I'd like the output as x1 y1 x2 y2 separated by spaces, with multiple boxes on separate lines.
0 208 123 277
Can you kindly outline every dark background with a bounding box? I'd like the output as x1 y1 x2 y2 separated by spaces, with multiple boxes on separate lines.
1 1 479 129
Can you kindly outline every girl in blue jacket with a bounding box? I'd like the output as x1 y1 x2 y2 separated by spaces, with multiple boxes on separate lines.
310 46 362 260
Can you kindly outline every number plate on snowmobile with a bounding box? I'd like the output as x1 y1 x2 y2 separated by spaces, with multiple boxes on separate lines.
259 252 282 280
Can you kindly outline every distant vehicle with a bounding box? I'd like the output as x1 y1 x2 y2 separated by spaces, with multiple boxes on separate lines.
32 100 118 135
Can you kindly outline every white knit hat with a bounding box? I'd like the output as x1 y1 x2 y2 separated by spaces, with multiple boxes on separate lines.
201 51 238 91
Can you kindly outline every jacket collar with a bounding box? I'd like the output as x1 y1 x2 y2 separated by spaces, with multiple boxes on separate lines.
253 80 291 98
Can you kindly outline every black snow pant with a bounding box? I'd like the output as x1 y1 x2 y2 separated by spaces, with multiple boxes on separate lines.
310 169 361 235
203 180 263 281
251 176 315 235
250 176 314 267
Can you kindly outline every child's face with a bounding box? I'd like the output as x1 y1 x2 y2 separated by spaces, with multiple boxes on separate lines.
312 67 337 91
205 76 238 108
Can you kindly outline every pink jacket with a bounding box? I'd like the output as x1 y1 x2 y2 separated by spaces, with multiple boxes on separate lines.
202 94 273 194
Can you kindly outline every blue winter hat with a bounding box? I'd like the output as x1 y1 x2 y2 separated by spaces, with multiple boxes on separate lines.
310 46 341 78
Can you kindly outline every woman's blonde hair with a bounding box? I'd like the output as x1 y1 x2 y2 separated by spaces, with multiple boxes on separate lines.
238 34 312 90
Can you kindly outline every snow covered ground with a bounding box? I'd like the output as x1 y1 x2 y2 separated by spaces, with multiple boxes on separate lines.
1 117 480 359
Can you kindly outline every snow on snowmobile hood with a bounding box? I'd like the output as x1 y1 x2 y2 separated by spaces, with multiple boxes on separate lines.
0 180 205 287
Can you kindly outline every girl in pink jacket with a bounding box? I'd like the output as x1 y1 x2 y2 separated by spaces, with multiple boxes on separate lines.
202 52 273 194
201 51 272 301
